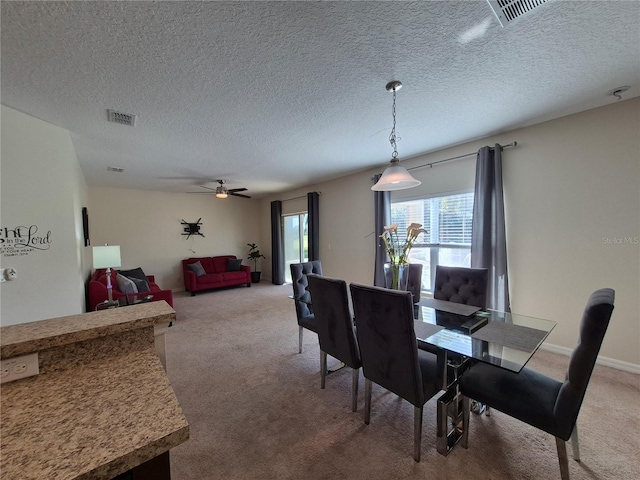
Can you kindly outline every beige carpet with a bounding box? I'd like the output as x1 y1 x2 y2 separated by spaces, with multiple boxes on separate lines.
165 283 640 480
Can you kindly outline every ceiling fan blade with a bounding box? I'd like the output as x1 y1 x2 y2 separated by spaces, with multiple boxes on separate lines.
228 187 247 193
200 185 217 192
230 192 251 199
158 176 206 180
186 191 215 194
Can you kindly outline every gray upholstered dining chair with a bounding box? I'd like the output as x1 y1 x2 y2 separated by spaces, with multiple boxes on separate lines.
433 265 489 308
290 261 322 353
307 274 361 411
458 288 615 480
425 267 490 385
432 264 489 380
407 263 423 318
349 283 446 462
407 263 423 302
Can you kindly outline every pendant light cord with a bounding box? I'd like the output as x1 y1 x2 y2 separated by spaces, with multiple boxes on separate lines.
389 87 399 160
372 81 420 191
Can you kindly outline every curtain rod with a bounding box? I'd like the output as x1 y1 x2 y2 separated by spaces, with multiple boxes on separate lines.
406 141 518 172
281 192 321 203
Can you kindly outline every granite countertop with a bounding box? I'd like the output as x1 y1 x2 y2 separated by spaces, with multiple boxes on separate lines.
0 301 176 359
0 302 188 480
1 348 188 479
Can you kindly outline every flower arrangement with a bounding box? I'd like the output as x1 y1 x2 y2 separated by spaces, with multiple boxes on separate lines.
379 223 426 266
379 223 426 289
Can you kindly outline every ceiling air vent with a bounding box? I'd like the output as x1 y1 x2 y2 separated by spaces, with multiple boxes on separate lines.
487 0 551 27
107 109 136 127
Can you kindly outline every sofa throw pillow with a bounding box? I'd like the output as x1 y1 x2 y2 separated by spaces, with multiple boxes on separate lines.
116 273 138 294
187 261 206 277
118 267 150 292
119 267 147 282
227 258 243 272
129 276 150 293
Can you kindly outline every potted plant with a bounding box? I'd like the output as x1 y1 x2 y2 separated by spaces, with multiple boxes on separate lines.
247 243 266 283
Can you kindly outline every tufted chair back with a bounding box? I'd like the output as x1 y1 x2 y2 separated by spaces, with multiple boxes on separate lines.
290 261 322 354
290 261 323 322
433 266 488 308
553 288 614 439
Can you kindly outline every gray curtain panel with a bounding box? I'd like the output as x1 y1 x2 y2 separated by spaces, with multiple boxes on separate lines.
373 174 391 287
307 192 320 261
471 145 511 312
271 200 284 285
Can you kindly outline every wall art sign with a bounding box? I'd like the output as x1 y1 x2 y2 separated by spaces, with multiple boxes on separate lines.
0 225 53 257
181 218 204 239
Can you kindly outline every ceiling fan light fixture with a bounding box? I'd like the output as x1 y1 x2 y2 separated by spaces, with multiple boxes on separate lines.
371 81 421 192
188 179 251 198
215 186 228 198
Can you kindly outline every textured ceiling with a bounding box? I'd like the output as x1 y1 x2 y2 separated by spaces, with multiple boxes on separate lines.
2 1 639 197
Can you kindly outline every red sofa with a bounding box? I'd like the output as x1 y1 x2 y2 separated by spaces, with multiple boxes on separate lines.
88 268 174 311
182 255 251 296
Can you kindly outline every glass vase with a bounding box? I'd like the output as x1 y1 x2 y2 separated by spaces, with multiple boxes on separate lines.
384 263 409 291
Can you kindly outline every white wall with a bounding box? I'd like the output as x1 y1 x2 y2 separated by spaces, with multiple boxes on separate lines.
3 98 637 366
261 98 640 366
1 105 89 325
88 187 261 291
500 98 639 368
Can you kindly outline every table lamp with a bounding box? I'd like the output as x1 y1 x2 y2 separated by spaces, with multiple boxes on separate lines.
93 245 121 308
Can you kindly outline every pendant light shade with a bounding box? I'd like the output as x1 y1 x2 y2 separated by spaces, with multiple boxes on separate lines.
371 159 421 191
371 81 421 191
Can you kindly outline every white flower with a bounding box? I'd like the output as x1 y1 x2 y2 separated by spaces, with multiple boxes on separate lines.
379 222 426 266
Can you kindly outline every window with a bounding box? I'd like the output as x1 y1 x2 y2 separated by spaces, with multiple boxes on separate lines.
391 191 474 292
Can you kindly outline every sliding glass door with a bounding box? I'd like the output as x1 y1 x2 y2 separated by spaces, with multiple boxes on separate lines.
283 213 308 283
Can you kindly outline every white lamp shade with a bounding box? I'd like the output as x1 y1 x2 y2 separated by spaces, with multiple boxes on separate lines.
93 245 122 269
371 162 422 191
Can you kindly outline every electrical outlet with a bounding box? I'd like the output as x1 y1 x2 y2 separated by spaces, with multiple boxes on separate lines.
0 353 39 384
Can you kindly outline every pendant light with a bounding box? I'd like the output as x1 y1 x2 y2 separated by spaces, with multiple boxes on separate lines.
371 81 421 191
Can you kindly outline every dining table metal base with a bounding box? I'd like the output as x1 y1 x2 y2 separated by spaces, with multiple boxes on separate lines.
414 301 557 456
436 354 471 456
437 387 470 455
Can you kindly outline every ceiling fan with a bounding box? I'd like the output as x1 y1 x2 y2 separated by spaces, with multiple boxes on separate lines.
192 180 251 199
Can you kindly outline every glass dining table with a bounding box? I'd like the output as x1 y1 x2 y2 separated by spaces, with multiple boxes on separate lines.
414 298 556 455
290 291 557 456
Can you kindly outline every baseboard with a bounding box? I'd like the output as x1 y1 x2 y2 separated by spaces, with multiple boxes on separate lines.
541 343 640 374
